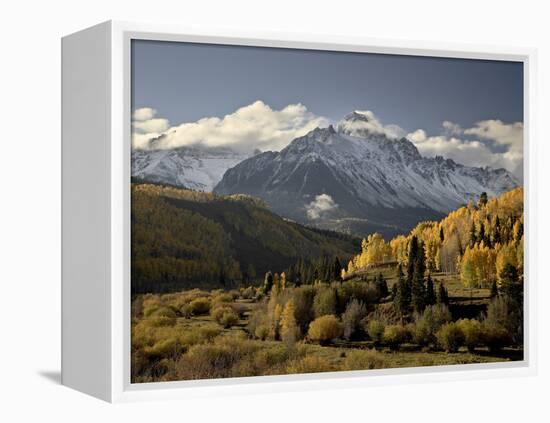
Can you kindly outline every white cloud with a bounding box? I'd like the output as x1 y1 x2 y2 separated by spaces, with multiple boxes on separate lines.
442 121 462 135
306 194 339 220
133 118 170 134
133 107 157 121
407 119 523 179
132 101 328 153
337 110 406 139
464 120 523 149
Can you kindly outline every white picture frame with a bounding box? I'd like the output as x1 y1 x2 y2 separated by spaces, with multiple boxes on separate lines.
61 20 538 403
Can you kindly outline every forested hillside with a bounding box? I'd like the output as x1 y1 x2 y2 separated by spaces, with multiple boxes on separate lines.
342 188 523 288
131 183 360 293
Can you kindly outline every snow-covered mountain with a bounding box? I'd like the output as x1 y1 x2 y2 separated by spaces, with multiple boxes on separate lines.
214 112 519 237
131 146 247 192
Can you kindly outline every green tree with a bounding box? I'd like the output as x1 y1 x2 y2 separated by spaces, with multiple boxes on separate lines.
425 273 436 306
436 282 449 305
478 191 488 208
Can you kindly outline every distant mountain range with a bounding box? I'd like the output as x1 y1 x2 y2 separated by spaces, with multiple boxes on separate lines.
132 111 519 237
132 146 247 192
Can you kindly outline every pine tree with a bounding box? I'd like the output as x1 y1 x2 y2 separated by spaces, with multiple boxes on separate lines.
479 222 486 245
493 216 501 245
333 256 343 282
407 236 419 284
478 191 488 208
393 264 411 316
469 222 477 248
425 273 436 306
263 271 273 294
436 282 449 305
376 273 389 299
439 226 445 242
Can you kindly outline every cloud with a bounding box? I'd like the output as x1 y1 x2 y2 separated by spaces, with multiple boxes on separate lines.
132 101 328 153
442 121 462 135
406 119 523 179
337 110 406 139
133 107 157 121
133 118 170 134
306 194 339 220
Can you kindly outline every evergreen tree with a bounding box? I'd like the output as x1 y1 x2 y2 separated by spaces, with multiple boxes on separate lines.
393 264 411 316
478 191 488 208
411 259 426 313
469 222 477 248
376 273 389 299
333 256 343 282
439 226 445 242
479 222 486 245
425 273 436 306
407 236 419 284
436 282 449 305
263 271 273 294
493 216 501 245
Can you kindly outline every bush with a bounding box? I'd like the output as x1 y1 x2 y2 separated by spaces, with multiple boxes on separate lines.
219 309 239 328
286 356 333 374
148 306 177 319
313 285 337 317
383 325 409 350
342 299 368 340
342 349 387 370
211 305 234 322
457 319 483 352
254 324 270 340
436 322 465 353
366 320 385 344
308 315 343 345
212 293 233 305
241 286 256 299
413 304 452 346
188 297 211 315
482 323 510 352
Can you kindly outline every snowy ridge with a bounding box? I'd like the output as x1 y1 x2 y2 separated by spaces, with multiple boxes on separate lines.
131 146 247 192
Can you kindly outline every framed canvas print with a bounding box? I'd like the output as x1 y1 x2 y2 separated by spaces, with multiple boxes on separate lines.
61 21 537 402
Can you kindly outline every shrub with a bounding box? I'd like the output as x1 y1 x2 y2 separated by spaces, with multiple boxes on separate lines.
241 286 256 299
436 322 465 353
342 349 387 370
457 319 483 352
148 306 177 319
313 285 337 317
188 297 211 315
212 293 233 305
286 356 333 374
219 309 239 328
211 305 234 322
383 325 409 350
342 299 368 340
366 319 385 344
308 315 343 345
254 324 270 340
482 323 510 352
413 304 452 346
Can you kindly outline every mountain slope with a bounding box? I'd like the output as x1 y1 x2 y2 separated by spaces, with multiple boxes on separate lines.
131 146 247 191
131 183 360 293
214 112 519 238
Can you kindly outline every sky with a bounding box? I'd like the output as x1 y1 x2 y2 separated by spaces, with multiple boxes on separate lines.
131 39 524 179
